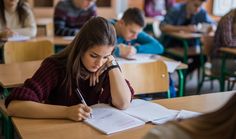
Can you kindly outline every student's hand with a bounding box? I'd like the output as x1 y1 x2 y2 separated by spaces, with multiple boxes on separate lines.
66 104 92 121
89 55 116 86
119 44 137 58
0 28 15 38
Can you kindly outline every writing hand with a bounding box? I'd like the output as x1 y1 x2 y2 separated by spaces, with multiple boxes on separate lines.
119 44 137 58
66 104 92 121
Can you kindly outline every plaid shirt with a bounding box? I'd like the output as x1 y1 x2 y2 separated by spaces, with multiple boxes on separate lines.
214 9 236 57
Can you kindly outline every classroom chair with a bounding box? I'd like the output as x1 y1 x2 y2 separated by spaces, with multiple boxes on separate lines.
120 61 170 98
3 40 54 64
197 36 236 93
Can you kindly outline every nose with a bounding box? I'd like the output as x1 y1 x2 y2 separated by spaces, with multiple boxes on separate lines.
95 58 103 67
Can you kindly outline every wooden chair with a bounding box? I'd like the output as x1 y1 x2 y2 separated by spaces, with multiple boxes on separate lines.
120 61 170 98
3 40 54 64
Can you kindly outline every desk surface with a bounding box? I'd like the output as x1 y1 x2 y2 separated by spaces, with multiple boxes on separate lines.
12 91 235 139
219 47 236 55
166 32 202 39
0 60 42 88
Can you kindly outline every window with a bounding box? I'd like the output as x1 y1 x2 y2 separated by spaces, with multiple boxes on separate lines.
213 0 236 16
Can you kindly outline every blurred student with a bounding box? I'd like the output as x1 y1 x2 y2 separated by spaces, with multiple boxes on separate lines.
54 0 97 36
111 8 164 59
111 8 178 97
211 8 236 75
160 0 214 73
144 93 236 139
144 0 175 17
0 0 37 39
6 17 134 121
160 0 214 47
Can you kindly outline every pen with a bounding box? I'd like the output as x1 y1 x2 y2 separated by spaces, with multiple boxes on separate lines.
75 88 93 118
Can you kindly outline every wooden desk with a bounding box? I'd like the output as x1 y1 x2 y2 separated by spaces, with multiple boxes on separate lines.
12 91 235 139
219 47 236 55
0 60 42 88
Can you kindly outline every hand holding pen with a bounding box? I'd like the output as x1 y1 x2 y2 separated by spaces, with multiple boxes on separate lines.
75 88 93 118
65 89 92 121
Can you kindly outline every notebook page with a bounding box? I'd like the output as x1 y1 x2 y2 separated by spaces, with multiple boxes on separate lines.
123 99 176 122
85 104 145 134
175 110 201 119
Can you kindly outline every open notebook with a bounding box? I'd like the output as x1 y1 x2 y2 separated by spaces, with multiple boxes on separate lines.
85 99 176 134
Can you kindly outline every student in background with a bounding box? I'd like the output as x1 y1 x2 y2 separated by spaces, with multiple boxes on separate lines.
160 0 214 74
54 0 97 36
0 0 37 39
144 0 175 17
110 8 164 59
160 0 214 47
5 17 134 121
211 9 236 75
111 8 177 97
144 93 236 139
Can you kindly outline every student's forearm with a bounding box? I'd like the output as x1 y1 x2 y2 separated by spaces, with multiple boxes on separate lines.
7 100 68 119
108 68 131 110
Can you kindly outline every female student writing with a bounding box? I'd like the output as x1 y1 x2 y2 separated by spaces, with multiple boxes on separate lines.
5 17 134 121
0 0 36 39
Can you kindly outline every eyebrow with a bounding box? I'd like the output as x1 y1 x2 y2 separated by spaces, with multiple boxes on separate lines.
91 52 111 58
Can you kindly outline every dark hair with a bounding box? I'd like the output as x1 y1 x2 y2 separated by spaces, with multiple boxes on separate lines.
0 0 29 27
122 7 145 27
52 16 116 95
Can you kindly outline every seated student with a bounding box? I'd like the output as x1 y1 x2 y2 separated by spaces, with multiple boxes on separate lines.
144 0 175 17
54 0 97 36
144 92 236 139
211 9 236 75
160 0 214 73
110 7 164 59
5 17 134 121
111 8 178 97
0 0 37 39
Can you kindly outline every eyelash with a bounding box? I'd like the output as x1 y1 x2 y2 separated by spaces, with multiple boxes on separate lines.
90 54 108 59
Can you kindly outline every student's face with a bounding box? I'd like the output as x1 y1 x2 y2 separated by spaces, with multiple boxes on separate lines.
73 0 95 10
4 0 19 9
120 21 143 41
188 0 204 16
81 45 114 72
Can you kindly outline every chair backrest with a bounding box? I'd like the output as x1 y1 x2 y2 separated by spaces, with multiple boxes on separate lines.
120 61 169 95
3 40 54 64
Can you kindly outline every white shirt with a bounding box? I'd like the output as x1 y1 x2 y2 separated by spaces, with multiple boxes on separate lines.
0 4 37 37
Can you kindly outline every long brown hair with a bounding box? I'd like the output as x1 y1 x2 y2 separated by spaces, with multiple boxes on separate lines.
174 93 236 139
52 16 116 95
0 0 29 27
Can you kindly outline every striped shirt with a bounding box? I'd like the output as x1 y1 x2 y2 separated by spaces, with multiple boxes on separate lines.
53 0 97 36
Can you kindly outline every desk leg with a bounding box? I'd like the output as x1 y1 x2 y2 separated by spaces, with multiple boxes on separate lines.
220 54 226 92
177 69 185 97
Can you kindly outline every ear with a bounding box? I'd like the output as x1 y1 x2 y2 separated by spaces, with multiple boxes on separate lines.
118 19 125 26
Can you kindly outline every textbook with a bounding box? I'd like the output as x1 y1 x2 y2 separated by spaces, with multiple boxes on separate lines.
85 99 176 134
